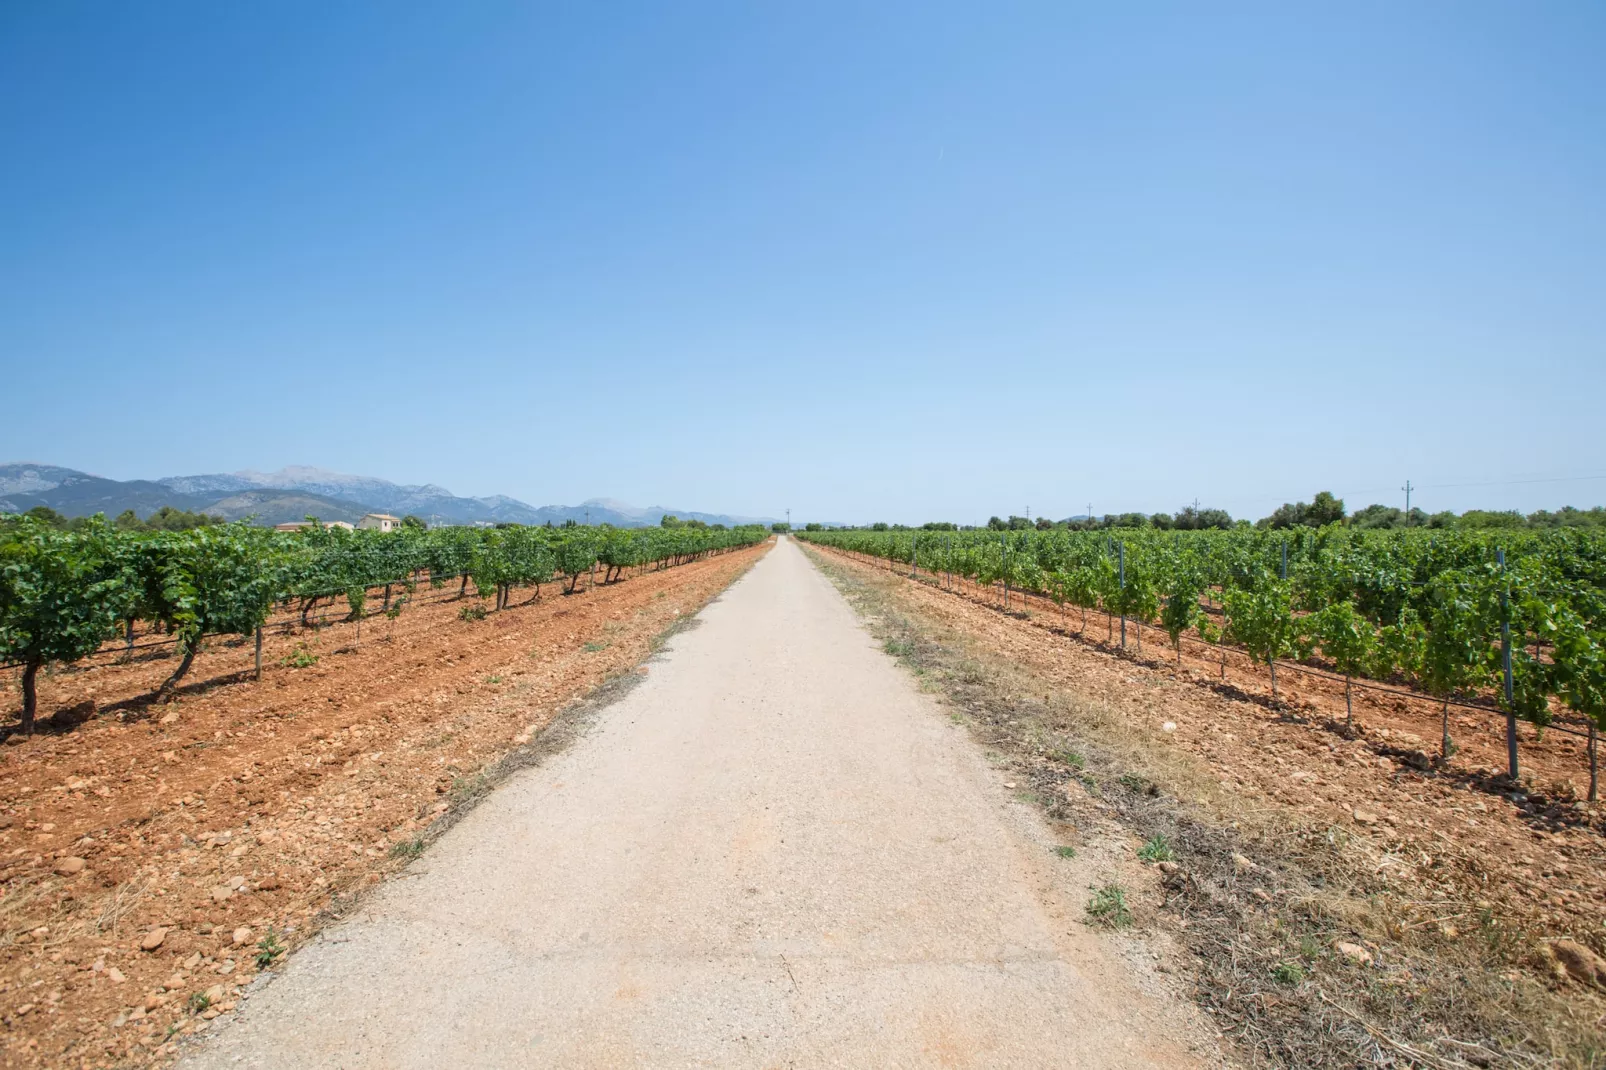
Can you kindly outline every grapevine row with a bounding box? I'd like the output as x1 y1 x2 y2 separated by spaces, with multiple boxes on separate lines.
795 526 1606 786
0 517 770 733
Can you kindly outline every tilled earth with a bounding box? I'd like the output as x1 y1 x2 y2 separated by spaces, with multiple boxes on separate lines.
0 542 769 1069
810 545 1606 1065
820 547 1606 941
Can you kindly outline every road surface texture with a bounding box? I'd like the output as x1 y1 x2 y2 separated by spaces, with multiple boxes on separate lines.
181 538 1205 1069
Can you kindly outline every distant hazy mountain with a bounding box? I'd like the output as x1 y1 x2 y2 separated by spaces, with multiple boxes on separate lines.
158 465 517 524
0 462 778 529
0 463 211 518
202 489 368 527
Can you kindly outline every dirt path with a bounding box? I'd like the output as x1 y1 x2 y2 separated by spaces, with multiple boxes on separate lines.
177 538 1209 1069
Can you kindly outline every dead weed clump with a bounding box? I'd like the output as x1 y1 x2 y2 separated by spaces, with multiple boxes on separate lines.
803 545 1606 1070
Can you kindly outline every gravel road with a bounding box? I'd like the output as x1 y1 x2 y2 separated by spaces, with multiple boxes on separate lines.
180 537 1203 1069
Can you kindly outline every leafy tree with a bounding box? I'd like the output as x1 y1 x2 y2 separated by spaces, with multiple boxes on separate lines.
22 506 67 528
1174 506 1233 530
1351 504 1404 529
401 515 428 531
1307 491 1345 526
143 506 223 532
1458 510 1525 529
1035 517 1054 530
805 522 824 532
1530 506 1606 529
771 522 790 533
1260 491 1344 530
0 519 129 733
987 517 1007 531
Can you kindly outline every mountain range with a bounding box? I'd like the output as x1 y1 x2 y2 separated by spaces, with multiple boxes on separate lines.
0 463 780 529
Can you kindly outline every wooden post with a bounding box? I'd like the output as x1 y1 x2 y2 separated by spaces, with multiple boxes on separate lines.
254 626 263 681
1498 548 1518 783
1001 533 1010 611
1118 542 1126 652
1589 722 1598 803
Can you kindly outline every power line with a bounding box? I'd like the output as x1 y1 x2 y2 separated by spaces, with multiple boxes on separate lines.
1422 473 1606 491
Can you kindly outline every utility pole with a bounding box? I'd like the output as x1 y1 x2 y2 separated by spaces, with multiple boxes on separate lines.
786 508 791 530
585 507 590 527
1402 480 1413 525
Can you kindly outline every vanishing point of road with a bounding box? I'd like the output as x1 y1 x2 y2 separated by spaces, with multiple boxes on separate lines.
181 538 1202 1069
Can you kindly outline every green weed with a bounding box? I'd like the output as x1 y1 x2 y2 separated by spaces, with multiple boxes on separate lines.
389 836 426 861
1137 835 1175 863
280 645 318 669
254 927 286 970
1086 884 1133 929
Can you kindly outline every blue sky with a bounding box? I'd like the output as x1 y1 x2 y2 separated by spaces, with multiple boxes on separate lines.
2 2 1603 525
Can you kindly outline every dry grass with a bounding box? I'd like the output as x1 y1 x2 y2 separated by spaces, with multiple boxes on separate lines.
804 545 1606 1070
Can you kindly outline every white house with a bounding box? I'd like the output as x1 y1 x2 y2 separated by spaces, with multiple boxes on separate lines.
358 513 402 533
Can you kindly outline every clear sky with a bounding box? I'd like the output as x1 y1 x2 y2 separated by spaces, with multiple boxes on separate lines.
2 2 1603 526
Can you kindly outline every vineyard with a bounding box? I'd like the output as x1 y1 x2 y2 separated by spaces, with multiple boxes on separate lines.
796 526 1606 790
0 517 769 734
